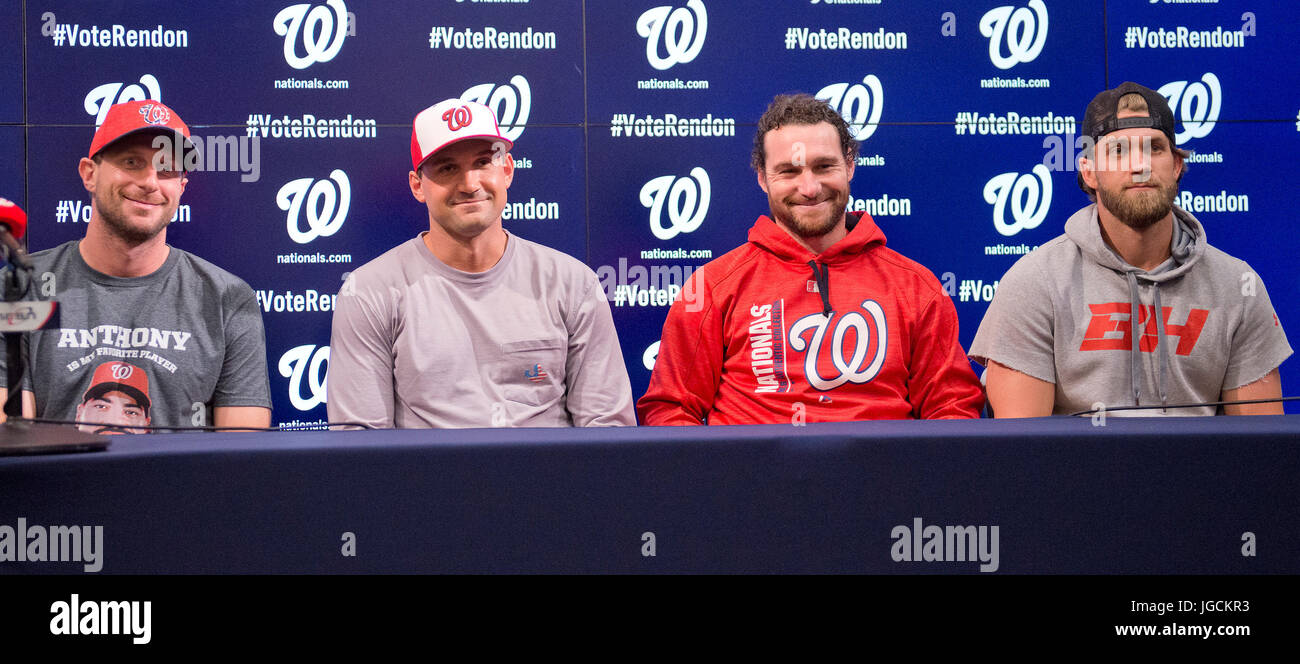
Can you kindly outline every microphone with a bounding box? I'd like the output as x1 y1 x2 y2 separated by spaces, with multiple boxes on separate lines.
0 198 32 270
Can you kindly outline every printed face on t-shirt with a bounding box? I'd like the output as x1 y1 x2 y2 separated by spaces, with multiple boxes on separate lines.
75 390 150 435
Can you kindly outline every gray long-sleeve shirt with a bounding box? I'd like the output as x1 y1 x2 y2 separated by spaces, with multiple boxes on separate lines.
326 232 635 428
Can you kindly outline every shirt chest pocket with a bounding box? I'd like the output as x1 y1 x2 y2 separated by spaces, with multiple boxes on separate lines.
494 338 567 407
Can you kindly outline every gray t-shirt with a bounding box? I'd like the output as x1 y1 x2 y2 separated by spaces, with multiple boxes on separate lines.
2 240 272 430
327 232 635 428
970 205 1291 416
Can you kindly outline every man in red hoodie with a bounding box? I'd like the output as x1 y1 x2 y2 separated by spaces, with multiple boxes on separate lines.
637 94 984 425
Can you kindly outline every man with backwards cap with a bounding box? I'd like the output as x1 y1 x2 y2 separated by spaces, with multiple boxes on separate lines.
326 99 634 428
0 100 272 431
970 82 1290 417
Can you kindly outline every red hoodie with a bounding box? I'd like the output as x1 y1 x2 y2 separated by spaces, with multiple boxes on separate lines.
638 212 984 424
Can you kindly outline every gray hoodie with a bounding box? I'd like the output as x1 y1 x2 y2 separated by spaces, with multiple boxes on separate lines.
970 204 1291 416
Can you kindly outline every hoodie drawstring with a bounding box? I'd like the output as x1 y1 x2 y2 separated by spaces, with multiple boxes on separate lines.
1152 283 1170 410
1126 272 1142 407
1124 272 1172 411
808 260 832 317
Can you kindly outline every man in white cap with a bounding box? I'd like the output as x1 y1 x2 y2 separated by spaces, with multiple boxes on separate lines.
327 99 634 428
0 100 271 430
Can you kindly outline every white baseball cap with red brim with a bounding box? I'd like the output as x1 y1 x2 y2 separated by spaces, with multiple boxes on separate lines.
409 99 513 171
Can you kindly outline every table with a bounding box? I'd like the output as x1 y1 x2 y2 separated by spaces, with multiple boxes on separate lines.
2 416 1297 573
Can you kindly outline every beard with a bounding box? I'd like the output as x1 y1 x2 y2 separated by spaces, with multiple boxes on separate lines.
1097 177 1177 230
94 188 172 244
773 196 849 240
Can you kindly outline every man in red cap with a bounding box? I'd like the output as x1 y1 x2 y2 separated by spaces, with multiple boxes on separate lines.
327 98 634 428
75 361 152 435
0 100 271 431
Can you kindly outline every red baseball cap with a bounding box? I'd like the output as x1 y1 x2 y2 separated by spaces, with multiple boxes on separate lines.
88 99 195 161
410 98 512 171
82 361 152 416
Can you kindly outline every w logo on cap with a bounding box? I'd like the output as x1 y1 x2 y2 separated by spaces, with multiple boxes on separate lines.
442 106 473 132
411 98 513 171
110 363 135 380
138 103 170 126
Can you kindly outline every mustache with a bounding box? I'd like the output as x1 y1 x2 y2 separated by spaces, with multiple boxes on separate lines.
784 196 830 205
123 194 165 205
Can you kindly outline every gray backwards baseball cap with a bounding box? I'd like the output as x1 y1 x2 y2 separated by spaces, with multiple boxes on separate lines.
1078 81 1177 191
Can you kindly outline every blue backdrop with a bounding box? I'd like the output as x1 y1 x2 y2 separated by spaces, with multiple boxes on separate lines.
4 0 1297 424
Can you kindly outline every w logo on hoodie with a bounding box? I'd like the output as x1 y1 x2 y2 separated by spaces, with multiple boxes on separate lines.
789 300 890 390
